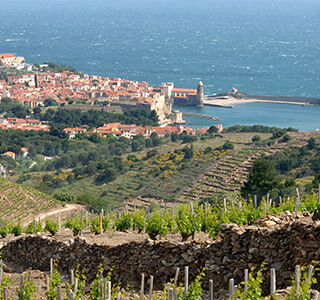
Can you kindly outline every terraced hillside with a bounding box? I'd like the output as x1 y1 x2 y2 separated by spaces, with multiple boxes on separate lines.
0 177 61 223
181 147 277 202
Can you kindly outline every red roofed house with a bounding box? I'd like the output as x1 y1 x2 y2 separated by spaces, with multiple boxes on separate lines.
21 147 29 158
3 151 16 160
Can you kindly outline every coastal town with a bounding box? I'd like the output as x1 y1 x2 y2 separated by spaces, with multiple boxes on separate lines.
0 53 209 127
0 52 222 178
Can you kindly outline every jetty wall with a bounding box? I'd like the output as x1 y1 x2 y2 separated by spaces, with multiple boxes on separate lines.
246 95 320 105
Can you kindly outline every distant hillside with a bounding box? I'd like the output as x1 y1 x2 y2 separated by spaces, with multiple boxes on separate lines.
0 177 61 223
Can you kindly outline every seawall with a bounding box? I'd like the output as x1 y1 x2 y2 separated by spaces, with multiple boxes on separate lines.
2 211 320 298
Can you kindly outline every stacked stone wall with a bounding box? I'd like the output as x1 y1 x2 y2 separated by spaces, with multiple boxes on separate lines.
2 212 320 297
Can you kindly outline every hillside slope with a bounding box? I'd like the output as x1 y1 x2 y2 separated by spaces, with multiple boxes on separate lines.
0 177 61 223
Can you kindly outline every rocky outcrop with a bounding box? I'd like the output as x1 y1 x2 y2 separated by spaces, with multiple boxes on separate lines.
2 211 320 298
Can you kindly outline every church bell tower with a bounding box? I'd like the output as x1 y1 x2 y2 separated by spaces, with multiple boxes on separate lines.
196 81 204 107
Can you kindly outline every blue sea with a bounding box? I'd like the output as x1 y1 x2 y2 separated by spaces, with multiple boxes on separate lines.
0 0 320 130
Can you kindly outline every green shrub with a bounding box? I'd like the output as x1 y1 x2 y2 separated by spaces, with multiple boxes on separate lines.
90 215 110 234
25 221 42 234
45 262 62 300
11 222 23 236
44 219 59 236
0 221 9 238
145 210 168 240
16 272 36 300
64 215 84 236
114 213 133 232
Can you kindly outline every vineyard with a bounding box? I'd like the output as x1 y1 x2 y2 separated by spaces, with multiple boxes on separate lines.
1 189 320 244
1 191 320 299
0 178 60 223
181 147 271 201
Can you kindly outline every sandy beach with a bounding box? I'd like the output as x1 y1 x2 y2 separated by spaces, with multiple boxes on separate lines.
204 97 308 107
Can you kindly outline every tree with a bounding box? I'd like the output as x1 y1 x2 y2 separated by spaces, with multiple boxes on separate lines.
96 168 117 183
171 132 179 142
182 134 197 144
241 158 280 200
207 125 218 134
222 142 234 150
183 147 193 159
252 135 261 143
307 137 317 150
44 98 58 107
312 172 320 189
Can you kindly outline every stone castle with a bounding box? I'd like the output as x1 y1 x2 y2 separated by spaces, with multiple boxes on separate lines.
160 81 204 107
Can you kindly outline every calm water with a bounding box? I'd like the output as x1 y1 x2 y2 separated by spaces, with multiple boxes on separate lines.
0 0 320 130
174 103 320 131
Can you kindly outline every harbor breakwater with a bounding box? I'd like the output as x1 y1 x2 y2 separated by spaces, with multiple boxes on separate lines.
2 211 320 298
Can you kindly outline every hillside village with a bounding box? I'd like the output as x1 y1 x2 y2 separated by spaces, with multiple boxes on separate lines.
0 53 206 126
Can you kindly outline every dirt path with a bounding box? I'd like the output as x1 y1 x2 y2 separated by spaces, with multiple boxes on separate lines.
22 203 87 225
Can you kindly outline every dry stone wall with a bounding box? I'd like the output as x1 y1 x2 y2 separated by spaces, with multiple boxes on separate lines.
2 211 320 298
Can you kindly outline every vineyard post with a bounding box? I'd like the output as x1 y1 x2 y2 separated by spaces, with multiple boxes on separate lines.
34 219 37 235
85 211 89 229
270 268 276 295
238 201 242 211
37 285 41 300
295 265 300 298
209 279 213 300
80 211 83 228
295 188 301 212
3 287 7 300
0 259 3 283
74 277 78 294
103 278 106 300
279 196 283 208
140 273 145 300
50 258 53 279
267 193 270 208
190 203 195 219
224 198 227 213
148 275 154 300
168 288 174 300
264 204 267 218
270 199 273 207
184 266 189 297
244 269 248 296
68 289 75 300
101 209 104 217
205 202 208 231
71 269 74 285
174 267 180 297
254 195 257 210
134 204 136 231
19 274 23 300
90 209 93 222
117 293 121 300
57 286 62 300
307 265 315 290
58 210 61 234
100 213 103 234
311 290 319 300
234 285 238 296
107 281 111 300
229 278 234 300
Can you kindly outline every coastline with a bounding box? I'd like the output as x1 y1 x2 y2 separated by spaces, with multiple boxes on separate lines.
204 97 310 107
